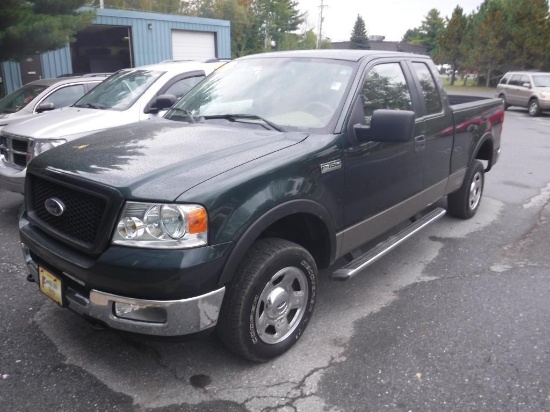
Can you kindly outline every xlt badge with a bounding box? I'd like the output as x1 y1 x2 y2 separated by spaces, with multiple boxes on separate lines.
320 160 342 174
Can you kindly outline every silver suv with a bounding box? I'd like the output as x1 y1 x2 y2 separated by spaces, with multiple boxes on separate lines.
0 60 223 194
496 71 550 116
0 75 108 131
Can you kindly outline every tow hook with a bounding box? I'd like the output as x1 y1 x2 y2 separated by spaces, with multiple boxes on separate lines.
26 274 36 283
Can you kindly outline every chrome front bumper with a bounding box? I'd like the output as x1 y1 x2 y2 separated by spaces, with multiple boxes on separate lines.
22 244 225 336
0 161 25 194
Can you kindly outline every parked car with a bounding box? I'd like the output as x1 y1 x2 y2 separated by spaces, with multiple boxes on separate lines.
0 60 224 193
19 50 504 362
0 74 109 132
496 71 550 116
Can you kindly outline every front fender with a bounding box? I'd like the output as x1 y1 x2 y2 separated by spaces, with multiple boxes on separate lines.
216 199 336 288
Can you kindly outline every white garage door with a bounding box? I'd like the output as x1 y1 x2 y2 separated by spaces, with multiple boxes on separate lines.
172 30 216 61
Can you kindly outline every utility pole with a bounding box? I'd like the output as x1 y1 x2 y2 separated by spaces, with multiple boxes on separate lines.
316 0 327 49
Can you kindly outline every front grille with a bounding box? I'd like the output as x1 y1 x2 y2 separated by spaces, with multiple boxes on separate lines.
30 175 107 250
13 153 27 167
0 132 28 169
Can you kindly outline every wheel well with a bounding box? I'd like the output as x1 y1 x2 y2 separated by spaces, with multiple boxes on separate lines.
259 213 331 269
476 139 493 172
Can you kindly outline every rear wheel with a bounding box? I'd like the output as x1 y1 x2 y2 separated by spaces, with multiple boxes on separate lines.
528 99 541 117
447 160 484 219
217 238 317 362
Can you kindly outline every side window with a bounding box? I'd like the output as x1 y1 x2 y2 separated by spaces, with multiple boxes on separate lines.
164 76 205 99
499 75 510 84
361 63 413 125
42 84 85 109
509 74 522 86
412 62 442 115
520 75 530 87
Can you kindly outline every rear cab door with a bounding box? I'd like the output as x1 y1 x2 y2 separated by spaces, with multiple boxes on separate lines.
406 59 454 197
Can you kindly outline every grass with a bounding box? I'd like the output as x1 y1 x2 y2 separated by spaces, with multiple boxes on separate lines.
440 76 496 93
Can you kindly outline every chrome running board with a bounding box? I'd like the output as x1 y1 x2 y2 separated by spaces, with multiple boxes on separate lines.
331 207 446 281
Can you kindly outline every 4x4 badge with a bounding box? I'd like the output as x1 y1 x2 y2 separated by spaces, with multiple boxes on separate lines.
44 198 65 217
320 160 342 174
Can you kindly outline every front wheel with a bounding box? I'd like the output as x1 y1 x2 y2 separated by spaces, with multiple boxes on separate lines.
447 160 484 219
498 94 510 110
528 99 541 117
217 238 317 362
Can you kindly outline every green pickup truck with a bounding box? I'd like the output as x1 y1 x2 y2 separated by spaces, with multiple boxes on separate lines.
19 50 504 362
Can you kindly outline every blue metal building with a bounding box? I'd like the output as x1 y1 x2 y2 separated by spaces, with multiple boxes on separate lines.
1 8 231 95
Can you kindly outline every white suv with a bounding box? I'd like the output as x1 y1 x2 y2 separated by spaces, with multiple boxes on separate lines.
496 71 550 116
0 60 223 193
0 74 108 132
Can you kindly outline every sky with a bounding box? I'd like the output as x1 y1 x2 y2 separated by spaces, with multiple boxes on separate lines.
297 0 485 42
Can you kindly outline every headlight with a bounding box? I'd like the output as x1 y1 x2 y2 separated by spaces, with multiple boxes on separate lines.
539 92 549 99
112 202 208 249
29 138 67 159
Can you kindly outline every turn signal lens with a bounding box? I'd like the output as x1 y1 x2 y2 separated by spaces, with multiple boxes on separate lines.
188 207 208 234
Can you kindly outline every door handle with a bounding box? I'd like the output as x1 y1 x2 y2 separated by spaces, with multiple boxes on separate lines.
414 135 425 152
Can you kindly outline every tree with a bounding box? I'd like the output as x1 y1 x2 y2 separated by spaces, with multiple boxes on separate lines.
350 14 370 49
401 9 444 56
504 0 550 70
419 9 445 56
0 0 95 62
436 6 467 85
255 0 304 51
463 0 509 86
402 28 422 44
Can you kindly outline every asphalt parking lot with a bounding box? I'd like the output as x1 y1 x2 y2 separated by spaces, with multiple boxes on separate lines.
0 107 549 411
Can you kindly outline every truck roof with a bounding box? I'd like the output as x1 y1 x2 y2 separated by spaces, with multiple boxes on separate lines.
239 49 431 62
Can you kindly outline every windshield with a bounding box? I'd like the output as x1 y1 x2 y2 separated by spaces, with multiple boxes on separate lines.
74 69 164 111
167 58 356 131
0 84 48 113
532 75 550 87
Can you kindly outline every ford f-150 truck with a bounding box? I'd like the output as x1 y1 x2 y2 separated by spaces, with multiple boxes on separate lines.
19 50 504 362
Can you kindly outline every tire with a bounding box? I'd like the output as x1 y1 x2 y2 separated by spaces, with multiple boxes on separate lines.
217 238 317 362
447 160 484 219
498 94 510 110
528 99 541 117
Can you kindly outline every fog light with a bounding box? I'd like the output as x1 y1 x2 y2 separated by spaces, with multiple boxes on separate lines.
114 302 167 323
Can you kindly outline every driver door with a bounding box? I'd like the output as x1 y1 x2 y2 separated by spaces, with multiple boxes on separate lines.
342 61 425 230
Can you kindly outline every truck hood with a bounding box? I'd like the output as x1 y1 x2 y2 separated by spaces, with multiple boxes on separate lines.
2 107 131 139
31 120 308 201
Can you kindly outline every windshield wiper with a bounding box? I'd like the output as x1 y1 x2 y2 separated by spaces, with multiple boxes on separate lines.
202 114 285 132
74 103 106 110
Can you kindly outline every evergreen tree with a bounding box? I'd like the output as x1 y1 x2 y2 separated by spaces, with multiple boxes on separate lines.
350 14 370 49
0 0 95 61
419 9 445 56
436 6 467 85
400 9 444 56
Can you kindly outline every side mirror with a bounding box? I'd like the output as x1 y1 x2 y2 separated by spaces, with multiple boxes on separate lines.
146 94 177 114
522 82 531 89
354 109 415 143
36 102 55 113
154 94 177 110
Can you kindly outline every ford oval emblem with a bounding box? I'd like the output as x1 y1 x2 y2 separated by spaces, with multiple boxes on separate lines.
44 198 65 217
